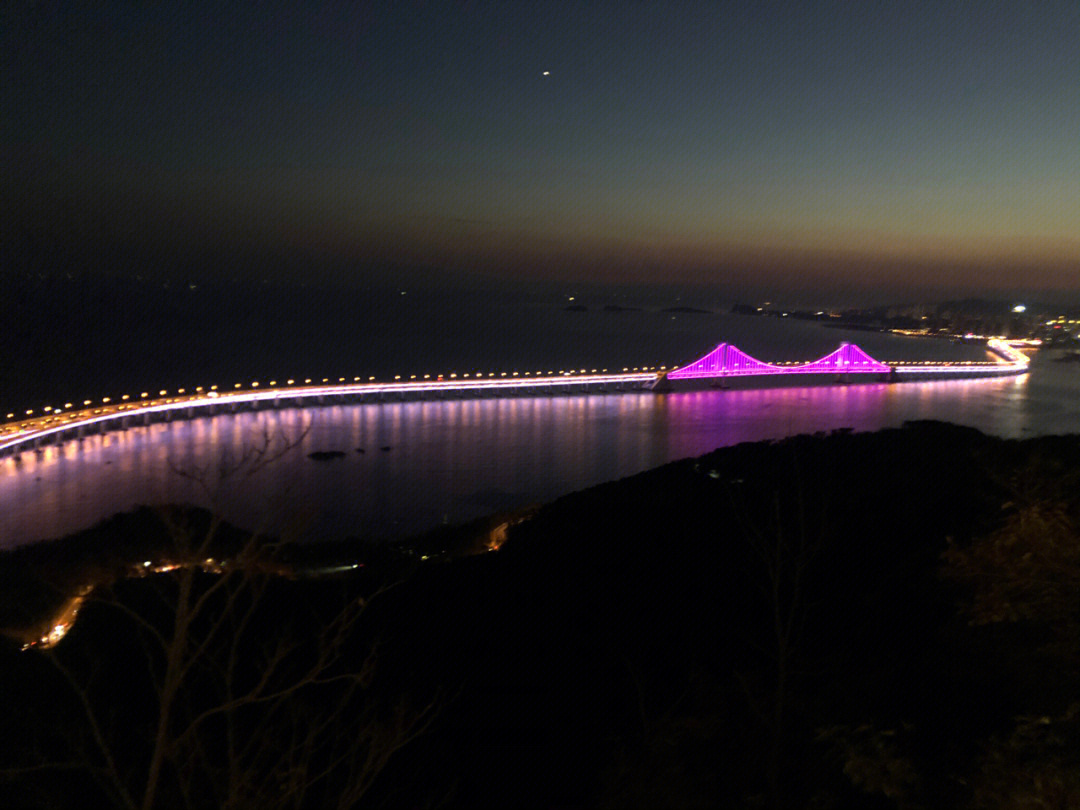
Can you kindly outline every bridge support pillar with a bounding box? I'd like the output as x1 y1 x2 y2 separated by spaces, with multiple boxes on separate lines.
649 375 673 393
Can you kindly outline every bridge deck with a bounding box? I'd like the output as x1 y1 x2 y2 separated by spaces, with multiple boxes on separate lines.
0 339 1031 458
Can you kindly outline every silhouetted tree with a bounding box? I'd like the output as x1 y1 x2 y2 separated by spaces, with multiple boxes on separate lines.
726 442 827 808
6 427 439 810
941 471 1080 809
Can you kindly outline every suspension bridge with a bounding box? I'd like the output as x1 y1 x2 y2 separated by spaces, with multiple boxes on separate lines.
0 338 1030 458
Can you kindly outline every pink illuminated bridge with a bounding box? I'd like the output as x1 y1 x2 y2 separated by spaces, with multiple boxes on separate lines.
0 339 1029 458
663 338 1029 380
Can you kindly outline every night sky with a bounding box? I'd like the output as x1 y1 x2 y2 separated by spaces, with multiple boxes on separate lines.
4 2 1078 299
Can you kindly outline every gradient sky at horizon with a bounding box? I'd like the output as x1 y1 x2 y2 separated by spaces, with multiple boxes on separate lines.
4 1 1078 299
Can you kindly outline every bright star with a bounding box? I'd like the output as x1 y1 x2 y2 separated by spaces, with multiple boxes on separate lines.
542 71 550 76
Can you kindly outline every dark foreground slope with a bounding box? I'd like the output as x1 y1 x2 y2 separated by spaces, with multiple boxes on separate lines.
2 422 1078 808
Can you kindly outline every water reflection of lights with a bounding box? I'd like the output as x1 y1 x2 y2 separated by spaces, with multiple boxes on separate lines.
0 356 1063 551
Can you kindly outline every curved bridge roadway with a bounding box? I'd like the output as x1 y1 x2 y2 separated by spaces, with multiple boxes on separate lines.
0 339 1030 459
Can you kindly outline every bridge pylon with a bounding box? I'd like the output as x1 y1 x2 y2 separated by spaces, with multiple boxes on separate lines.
648 372 673 392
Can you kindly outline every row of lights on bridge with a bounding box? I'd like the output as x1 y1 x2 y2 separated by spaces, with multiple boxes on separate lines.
5 366 670 422
2 341 1030 425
